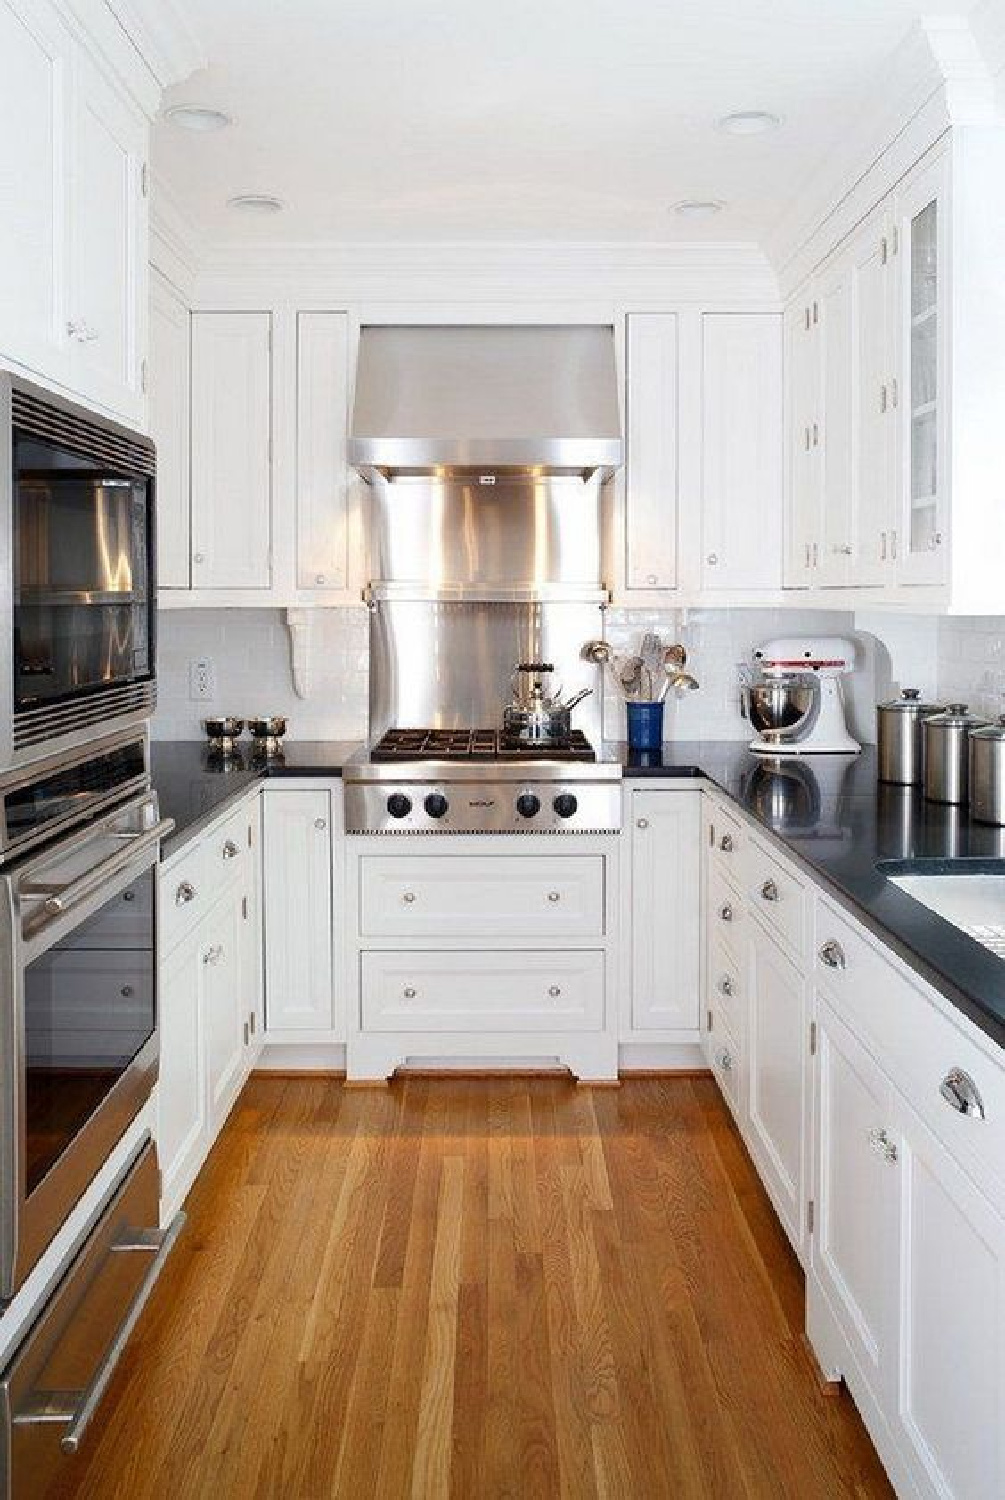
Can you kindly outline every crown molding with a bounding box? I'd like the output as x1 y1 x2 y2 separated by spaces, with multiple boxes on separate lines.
103 0 205 89
186 239 780 309
150 175 204 297
768 16 998 294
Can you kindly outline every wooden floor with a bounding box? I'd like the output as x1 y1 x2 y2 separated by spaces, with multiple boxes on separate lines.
59 1074 893 1499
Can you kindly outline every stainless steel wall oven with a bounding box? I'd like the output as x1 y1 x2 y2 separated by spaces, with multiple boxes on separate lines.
1 374 156 772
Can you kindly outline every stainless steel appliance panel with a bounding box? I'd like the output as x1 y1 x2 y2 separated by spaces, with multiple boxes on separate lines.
0 1138 183 1498
368 599 604 744
368 473 603 592
344 773 622 835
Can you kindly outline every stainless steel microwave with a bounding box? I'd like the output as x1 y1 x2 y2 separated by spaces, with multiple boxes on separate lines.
0 374 156 772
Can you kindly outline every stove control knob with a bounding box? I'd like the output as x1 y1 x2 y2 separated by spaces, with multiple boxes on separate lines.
424 792 449 820
386 792 412 819
553 793 578 819
516 792 541 820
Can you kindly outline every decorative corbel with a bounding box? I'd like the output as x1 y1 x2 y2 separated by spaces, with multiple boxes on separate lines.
285 608 313 699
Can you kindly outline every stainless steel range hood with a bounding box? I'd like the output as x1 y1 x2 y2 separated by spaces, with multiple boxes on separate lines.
348 324 623 481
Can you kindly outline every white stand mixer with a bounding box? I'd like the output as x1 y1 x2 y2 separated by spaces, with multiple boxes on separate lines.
743 636 861 755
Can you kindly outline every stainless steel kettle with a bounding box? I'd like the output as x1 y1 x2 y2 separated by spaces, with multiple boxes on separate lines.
502 662 592 743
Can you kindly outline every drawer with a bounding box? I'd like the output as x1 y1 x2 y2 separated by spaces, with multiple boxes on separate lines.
360 949 605 1032
0 1140 182 1496
742 835 807 958
708 1011 742 1120
707 862 745 960
359 854 605 939
815 895 1005 1211
706 933 744 1041
706 800 744 879
206 801 255 892
158 843 209 956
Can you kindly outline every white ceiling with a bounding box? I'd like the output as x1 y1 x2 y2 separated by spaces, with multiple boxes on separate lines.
155 0 983 245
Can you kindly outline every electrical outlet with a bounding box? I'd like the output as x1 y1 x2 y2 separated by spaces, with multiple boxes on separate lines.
189 658 215 701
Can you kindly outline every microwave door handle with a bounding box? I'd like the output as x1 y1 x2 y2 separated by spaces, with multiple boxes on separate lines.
21 818 175 923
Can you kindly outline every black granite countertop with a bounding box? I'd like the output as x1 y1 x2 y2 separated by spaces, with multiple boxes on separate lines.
613 739 1005 1051
151 740 363 858
152 736 1005 1051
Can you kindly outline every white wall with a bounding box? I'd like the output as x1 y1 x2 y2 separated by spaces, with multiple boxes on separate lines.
936 616 1005 718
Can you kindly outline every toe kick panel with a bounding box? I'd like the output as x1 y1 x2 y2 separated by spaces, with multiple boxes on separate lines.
360 949 605 1031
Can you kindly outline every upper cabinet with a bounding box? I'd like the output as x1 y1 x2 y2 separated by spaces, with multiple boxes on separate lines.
296 312 350 593
0 0 149 425
624 313 678 592
784 131 1005 610
149 275 190 588
190 312 273 590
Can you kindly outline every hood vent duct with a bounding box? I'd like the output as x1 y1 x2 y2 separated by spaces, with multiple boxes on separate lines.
348 324 623 482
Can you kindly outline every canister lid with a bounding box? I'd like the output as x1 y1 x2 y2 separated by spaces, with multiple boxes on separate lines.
969 715 1005 741
924 703 988 729
877 687 943 715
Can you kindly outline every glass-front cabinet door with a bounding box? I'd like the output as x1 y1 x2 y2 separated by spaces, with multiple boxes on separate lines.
894 154 949 586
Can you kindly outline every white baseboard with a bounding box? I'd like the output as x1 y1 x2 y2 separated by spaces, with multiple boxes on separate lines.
254 1040 707 1075
256 1042 347 1072
618 1041 707 1072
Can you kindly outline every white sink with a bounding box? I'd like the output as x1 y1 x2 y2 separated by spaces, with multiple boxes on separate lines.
889 873 1005 957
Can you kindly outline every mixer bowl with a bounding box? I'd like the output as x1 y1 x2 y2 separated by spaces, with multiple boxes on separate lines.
744 677 820 742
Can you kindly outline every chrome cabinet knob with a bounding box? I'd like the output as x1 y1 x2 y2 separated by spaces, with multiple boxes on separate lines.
760 879 779 902
646 573 658 585
867 1127 898 1164
548 985 562 998
720 903 733 923
193 552 205 564
716 1049 733 1073
719 834 733 853
402 891 416 904
315 573 326 585
637 817 649 830
819 939 846 970
222 839 239 860
403 986 416 999
547 891 561 903
175 880 196 906
706 553 718 566
718 975 734 997
314 818 327 830
939 1067 985 1120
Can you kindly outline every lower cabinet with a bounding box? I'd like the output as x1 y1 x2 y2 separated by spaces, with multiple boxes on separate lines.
157 797 263 1222
746 917 807 1253
262 787 334 1033
629 788 700 1035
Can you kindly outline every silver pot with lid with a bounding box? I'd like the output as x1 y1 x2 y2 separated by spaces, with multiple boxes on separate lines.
877 687 943 785
969 716 1005 825
923 703 988 805
502 662 592 744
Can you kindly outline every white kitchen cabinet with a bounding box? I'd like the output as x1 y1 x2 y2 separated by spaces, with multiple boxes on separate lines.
296 311 350 592
262 789 333 1033
783 292 820 587
816 249 855 587
201 892 247 1138
190 312 273 590
893 1094 1005 1500
746 917 807 1254
629 789 700 1035
812 997 900 1413
624 313 678 591
850 205 895 588
700 313 783 591
156 921 207 1218
69 48 147 420
0 0 71 384
150 275 190 588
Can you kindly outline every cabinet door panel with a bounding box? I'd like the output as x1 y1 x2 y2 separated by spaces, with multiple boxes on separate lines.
850 211 894 586
700 313 782 590
630 791 699 1033
0 0 70 380
296 312 349 591
150 277 190 588
747 921 806 1254
157 926 206 1211
625 313 677 590
783 294 819 587
817 253 855 586
71 51 145 418
895 1098 1005 1500
202 895 246 1135
191 312 272 589
263 790 333 1032
813 999 899 1406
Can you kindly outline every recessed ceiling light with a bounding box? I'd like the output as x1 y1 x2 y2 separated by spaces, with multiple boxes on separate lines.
717 110 782 136
227 194 285 215
164 104 232 133
671 199 725 219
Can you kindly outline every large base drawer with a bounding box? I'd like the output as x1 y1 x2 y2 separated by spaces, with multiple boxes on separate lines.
359 854 605 939
360 949 605 1032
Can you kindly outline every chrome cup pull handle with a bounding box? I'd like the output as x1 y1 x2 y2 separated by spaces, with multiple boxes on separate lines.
760 879 779 902
940 1067 986 1120
819 939 846 970
719 833 733 853
222 839 240 860
720 903 733 923
175 880 196 907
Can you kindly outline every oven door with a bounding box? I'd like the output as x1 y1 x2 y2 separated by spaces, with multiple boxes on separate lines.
0 792 172 1300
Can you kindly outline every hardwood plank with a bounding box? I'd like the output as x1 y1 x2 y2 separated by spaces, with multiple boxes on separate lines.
60 1074 894 1500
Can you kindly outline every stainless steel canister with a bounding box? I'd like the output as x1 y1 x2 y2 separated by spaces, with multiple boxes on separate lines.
969 716 1005 824
923 704 987 804
876 688 944 785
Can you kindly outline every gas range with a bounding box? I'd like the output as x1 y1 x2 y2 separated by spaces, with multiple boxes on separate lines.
343 728 622 834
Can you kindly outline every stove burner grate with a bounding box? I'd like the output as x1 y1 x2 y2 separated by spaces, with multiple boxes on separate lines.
370 728 596 763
